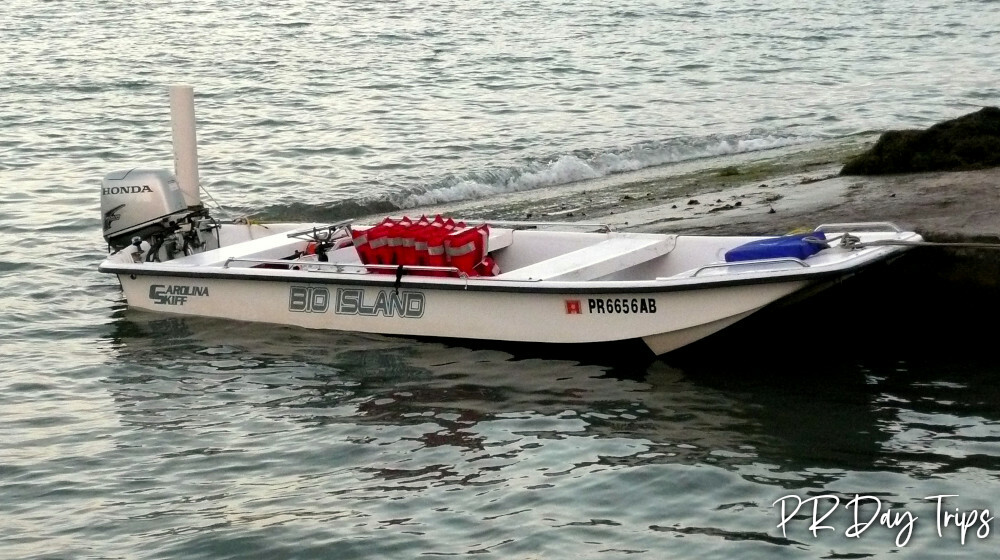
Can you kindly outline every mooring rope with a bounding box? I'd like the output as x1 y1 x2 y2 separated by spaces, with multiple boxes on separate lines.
199 182 242 221
855 239 1000 250
805 233 1000 250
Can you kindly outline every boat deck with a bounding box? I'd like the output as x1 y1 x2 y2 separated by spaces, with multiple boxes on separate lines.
494 233 677 281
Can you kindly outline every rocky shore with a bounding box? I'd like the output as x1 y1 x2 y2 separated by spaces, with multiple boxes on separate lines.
619 162 1000 243
603 114 1000 294
642 108 1000 244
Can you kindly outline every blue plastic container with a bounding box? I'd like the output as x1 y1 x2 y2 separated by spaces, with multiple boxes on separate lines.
724 232 827 262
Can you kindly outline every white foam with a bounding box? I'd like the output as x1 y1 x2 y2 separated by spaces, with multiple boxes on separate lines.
399 133 812 208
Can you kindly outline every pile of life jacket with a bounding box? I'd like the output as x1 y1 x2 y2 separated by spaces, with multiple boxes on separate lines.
350 216 500 277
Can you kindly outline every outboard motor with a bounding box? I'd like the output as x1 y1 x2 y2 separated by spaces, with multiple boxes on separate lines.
101 168 189 250
100 167 215 263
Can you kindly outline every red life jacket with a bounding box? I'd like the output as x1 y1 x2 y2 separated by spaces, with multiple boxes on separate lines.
351 227 375 264
415 215 451 275
367 217 397 265
391 216 415 266
445 224 489 276
475 255 501 277
408 216 434 274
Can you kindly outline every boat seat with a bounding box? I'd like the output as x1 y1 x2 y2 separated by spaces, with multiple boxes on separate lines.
496 233 676 281
487 227 514 252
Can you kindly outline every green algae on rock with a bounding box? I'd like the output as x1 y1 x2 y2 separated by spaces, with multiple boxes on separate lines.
841 107 1000 175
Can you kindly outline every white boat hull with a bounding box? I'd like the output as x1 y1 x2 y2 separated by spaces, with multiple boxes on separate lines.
114 269 809 354
101 220 920 356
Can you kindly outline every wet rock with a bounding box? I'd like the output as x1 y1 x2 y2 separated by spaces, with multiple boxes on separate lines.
841 107 1000 175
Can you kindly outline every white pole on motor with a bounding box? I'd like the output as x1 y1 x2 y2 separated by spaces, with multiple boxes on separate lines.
169 85 202 208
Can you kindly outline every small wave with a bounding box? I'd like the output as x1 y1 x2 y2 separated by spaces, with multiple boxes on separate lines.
248 132 814 221
399 132 811 208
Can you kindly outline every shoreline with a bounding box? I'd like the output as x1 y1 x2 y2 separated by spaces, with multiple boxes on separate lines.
398 136 875 227
398 134 999 241
628 163 1000 242
394 135 999 292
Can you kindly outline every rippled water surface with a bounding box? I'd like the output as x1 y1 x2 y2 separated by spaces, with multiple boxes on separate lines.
3 0 1000 558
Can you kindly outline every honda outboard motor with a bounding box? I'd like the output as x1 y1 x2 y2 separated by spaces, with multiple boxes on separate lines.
101 167 216 263
101 168 189 250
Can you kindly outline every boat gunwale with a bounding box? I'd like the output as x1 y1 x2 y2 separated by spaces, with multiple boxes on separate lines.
98 252 906 294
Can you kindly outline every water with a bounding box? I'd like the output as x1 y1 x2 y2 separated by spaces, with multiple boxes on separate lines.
2 0 999 557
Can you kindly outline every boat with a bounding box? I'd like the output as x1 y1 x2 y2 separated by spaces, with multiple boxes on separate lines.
97 87 923 356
